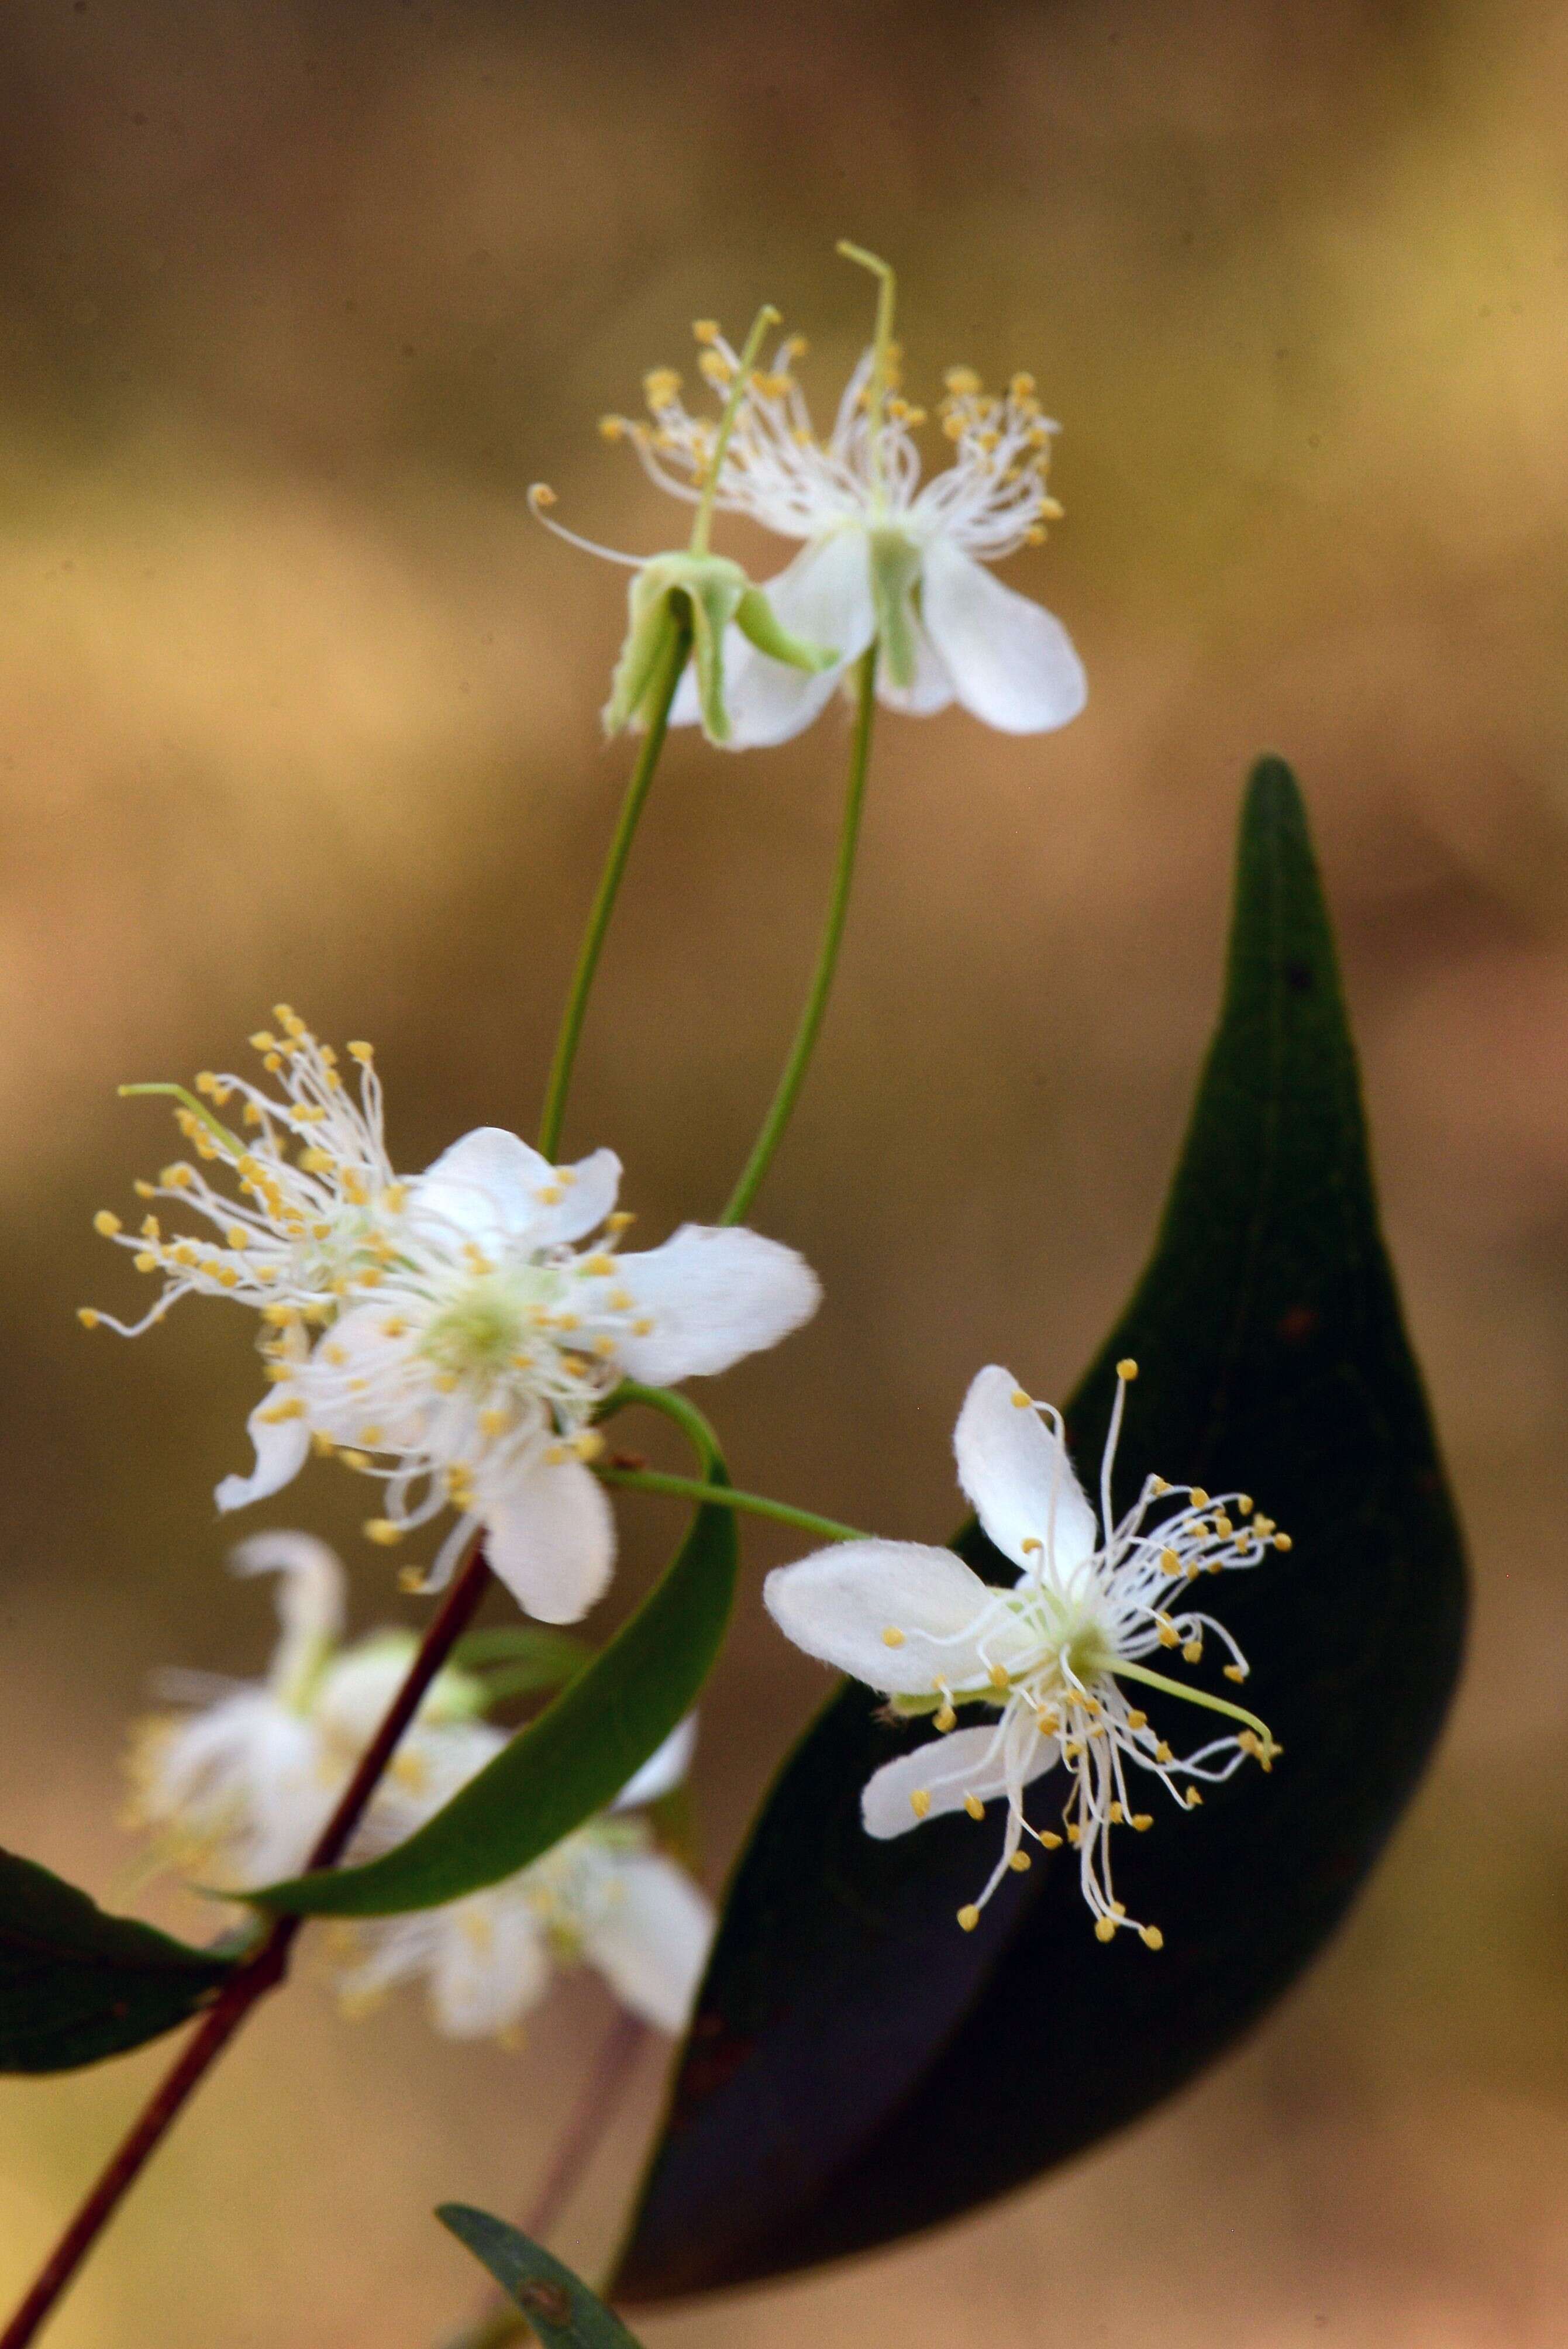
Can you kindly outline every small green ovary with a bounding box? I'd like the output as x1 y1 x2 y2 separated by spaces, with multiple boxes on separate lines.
418 1270 560 1384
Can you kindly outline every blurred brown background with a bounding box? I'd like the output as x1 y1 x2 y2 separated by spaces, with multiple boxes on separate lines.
1 0 1566 2341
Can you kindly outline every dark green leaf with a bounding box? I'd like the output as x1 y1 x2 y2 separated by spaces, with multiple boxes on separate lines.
615 757 1467 2300
439 2206 644 2349
245 1455 737 1917
0 1845 237 2074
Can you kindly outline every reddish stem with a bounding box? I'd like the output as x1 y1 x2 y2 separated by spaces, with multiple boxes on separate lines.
0 1544 495 2349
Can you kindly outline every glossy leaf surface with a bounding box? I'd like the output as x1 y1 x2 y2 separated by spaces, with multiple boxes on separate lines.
439 2206 645 2349
0 1846 237 2074
246 1452 738 1918
616 758 1467 2299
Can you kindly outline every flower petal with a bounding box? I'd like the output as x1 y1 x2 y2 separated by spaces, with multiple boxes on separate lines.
876 609 954 717
954 1364 1100 1574
614 1224 820 1385
416 1128 622 1250
299 1306 428 1450
614 1714 697 1810
719 532 876 749
214 1392 312 1515
860 1720 1061 1839
483 1454 616 1624
919 535 1086 735
427 1892 553 2038
763 1540 994 1696
587 1854 714 2033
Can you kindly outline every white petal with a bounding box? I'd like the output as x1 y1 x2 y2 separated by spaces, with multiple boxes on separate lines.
588 1854 714 2033
668 662 702 730
613 1715 697 1810
721 532 876 750
228 1531 346 1650
614 1224 820 1385
919 535 1086 735
299 1307 428 1449
763 1540 994 1695
416 1128 622 1250
483 1454 616 1624
861 1721 1060 1839
875 610 954 717
954 1365 1100 1574
215 1392 312 1515
428 1892 553 2038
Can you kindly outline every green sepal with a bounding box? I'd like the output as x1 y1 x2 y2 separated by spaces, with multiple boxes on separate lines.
605 554 835 746
867 526 923 689
439 2206 645 2349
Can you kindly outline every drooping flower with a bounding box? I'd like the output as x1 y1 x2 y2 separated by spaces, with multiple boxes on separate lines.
764 1362 1285 1947
609 246 1087 746
125 1533 485 1893
284 1124 819 1621
530 302 837 746
333 1718 713 2040
88 1026 820 1621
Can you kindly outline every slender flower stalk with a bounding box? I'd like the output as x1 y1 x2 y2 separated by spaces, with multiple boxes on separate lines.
594 1462 864 1548
721 643 878 1225
535 609 692 1162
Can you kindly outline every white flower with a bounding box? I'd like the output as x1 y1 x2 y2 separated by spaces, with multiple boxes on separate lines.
764 1362 1286 1947
334 1720 714 2040
125 1534 483 1892
609 267 1086 746
89 1025 820 1619
283 1125 819 1622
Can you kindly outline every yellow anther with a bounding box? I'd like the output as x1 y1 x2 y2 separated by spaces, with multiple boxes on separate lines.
988 1662 1009 1691
881 1626 906 1648
957 1905 981 1933
1160 1547 1180 1575
1126 1708 1147 1730
1237 1494 1253 1515
963 1793 985 1821
607 1211 636 1232
249 1031 275 1052
545 1444 567 1468
77 1307 101 1329
1011 1387 1032 1408
1040 1829 1063 1849
909 1788 932 1819
364 1518 404 1546
93 1210 122 1237
1185 1787 1203 1807
1009 1850 1032 1872
298 1148 332 1175
1066 1820 1083 1845
580 1254 615 1277
133 1252 157 1274
161 1165 193 1190
643 367 681 407
698 349 733 387
632 1317 655 1337
1183 1640 1202 1665
225 1227 251 1250
1094 1917 1116 1943
263 1053 283 1074
1156 1618 1178 1648
1132 1813 1153 1833
1155 1741 1173 1764
1139 1924 1164 1951
347 1041 374 1063
259 1397 305 1424
133 1179 157 1199
1150 1476 1169 1494
312 1431 337 1457
340 1449 371 1471
692 318 720 344
944 365 981 395
1108 1802 1125 1824
1274 1531 1293 1552
1224 1664 1246 1683
1190 1487 1210 1508
357 1425 384 1447
598 414 627 442
1116 1357 1138 1382
573 1431 605 1462
536 1186 563 1206
478 1408 509 1438
1021 1537 1042 1555
260 1303 298 1325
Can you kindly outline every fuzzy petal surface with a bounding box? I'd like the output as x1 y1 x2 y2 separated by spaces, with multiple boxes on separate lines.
215 1392 312 1516
919 534 1086 735
415 1127 621 1249
860 1720 1061 1838
483 1454 616 1624
588 1854 715 2032
717 532 877 749
954 1364 1100 1573
763 1541 995 1696
614 1224 820 1385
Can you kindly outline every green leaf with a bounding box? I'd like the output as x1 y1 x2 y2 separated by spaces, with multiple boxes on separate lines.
439 2206 644 2349
244 1452 738 1918
0 1845 238 2074
614 757 1468 2300
454 1627 597 1703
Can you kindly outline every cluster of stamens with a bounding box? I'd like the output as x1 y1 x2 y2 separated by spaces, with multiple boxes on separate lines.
81 1010 398 1341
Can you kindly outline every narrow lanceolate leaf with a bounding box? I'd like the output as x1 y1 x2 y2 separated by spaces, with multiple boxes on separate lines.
438 2206 644 2349
244 1464 738 1918
615 757 1467 2300
0 1847 238 2074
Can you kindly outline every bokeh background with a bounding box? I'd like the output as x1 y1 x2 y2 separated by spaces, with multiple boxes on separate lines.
2 0 1567 2341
